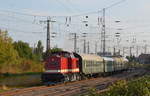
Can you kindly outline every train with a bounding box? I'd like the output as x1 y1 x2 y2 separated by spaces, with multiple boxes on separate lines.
41 51 129 84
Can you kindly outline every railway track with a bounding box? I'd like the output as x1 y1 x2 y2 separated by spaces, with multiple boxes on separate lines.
0 68 147 96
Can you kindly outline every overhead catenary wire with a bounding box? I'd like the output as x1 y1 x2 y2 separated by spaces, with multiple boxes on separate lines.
71 0 126 17
0 9 68 18
0 0 126 18
55 0 75 13
65 0 82 12
0 26 44 34
0 13 43 26
2 0 149 54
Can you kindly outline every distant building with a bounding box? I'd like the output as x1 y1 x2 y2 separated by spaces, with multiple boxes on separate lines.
138 54 150 64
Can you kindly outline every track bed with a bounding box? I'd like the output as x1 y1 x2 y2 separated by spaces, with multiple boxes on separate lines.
0 68 147 96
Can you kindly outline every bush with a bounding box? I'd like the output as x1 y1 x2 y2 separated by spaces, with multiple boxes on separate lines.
104 76 150 96
18 59 44 73
84 76 150 96
0 30 20 73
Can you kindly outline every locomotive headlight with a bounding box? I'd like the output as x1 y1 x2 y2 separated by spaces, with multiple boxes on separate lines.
52 58 55 61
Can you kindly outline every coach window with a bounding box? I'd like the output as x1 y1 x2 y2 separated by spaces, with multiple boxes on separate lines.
90 61 92 66
86 60 89 67
89 61 92 67
87 61 89 68
83 60 86 67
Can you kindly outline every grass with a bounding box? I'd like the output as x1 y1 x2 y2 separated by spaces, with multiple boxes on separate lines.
0 72 42 77
0 72 43 93
81 67 150 96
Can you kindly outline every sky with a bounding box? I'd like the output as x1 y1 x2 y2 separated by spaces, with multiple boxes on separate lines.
0 0 150 56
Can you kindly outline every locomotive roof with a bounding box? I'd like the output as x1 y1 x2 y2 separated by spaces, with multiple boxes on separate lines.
80 54 103 61
122 57 128 62
113 57 128 62
102 57 114 61
50 51 71 54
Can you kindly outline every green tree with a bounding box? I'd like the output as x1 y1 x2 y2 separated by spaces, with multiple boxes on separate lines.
0 30 20 73
13 41 34 60
12 40 44 73
43 47 63 60
126 55 136 62
34 40 44 61
0 30 44 73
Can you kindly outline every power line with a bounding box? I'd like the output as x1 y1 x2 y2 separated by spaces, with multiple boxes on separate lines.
55 0 75 13
0 0 126 18
0 9 67 18
0 26 44 34
0 12 46 27
65 0 82 12
71 0 126 17
0 9 42 17
105 0 126 10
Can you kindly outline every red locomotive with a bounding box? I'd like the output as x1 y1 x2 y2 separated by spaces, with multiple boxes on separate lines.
42 51 129 84
41 51 80 83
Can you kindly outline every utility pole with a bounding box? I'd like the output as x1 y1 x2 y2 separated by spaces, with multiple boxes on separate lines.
87 41 90 54
82 33 87 54
130 46 132 56
83 39 86 53
101 8 106 56
118 49 120 55
136 46 139 57
46 19 50 51
95 41 97 54
144 44 147 54
113 46 116 56
123 47 125 56
70 33 77 53
40 17 56 51
74 33 77 53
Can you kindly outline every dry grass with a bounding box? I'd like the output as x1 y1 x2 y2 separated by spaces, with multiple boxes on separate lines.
0 73 42 92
